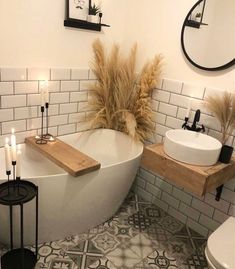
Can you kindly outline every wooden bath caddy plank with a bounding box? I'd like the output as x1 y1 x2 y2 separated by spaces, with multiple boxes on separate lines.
25 137 101 177
141 143 235 196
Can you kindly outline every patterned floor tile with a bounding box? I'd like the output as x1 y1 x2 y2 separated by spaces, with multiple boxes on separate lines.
106 247 142 268
57 234 88 251
129 233 157 260
48 257 78 269
91 231 120 254
106 220 140 250
127 212 152 232
87 257 117 269
139 203 167 224
146 223 173 243
158 215 185 234
161 237 194 262
173 226 207 251
146 249 179 268
181 245 208 269
67 239 103 269
32 241 68 265
87 224 107 239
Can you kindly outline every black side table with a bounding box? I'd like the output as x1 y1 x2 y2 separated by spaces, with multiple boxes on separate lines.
0 180 38 269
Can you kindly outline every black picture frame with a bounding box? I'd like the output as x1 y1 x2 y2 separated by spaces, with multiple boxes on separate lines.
64 0 110 31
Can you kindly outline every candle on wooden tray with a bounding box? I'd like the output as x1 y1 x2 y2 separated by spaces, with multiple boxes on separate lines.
44 81 49 104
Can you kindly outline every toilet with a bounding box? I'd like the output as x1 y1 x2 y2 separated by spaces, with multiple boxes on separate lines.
205 217 235 269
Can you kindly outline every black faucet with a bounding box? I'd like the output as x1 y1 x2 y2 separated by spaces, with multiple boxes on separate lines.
182 109 205 132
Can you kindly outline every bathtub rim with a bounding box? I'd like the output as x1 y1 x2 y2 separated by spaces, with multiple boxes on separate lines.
0 129 143 179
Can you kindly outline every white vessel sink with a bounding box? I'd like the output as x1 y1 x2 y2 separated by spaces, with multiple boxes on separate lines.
164 129 222 166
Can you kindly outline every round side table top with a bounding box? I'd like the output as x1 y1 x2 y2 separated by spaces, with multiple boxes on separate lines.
0 180 37 206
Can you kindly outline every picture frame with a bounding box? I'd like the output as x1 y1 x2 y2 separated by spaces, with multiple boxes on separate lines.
64 0 110 31
67 0 90 21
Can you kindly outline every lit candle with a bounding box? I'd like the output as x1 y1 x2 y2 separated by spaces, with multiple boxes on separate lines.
49 136 55 142
4 138 11 172
40 88 45 107
16 146 22 178
185 99 192 118
44 88 49 104
11 128 17 162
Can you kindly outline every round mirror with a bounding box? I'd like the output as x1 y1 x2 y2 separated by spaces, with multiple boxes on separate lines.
181 0 235 71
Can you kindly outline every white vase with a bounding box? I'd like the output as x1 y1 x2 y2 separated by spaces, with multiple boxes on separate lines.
87 14 98 23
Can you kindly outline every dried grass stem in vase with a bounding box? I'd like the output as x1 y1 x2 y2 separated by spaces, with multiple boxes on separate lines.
88 39 163 142
205 91 235 145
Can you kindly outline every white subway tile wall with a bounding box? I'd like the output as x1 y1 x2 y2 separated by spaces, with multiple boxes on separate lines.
0 67 96 146
133 78 235 237
1 69 234 237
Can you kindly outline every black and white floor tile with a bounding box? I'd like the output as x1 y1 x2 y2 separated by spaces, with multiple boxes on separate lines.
0 192 208 269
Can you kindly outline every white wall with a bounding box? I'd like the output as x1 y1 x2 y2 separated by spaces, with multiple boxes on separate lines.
123 0 235 90
0 0 235 89
0 0 127 68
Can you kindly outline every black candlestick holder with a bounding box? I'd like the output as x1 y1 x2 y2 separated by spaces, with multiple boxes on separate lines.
6 171 11 195
43 102 55 142
1 163 26 203
99 12 103 24
36 106 47 145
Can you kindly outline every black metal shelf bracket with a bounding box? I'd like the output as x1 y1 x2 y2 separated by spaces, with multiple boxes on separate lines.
215 184 224 201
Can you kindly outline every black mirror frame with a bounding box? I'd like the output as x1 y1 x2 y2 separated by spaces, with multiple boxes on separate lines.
181 0 235 71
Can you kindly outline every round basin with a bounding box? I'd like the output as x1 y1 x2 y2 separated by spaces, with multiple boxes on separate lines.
164 129 222 166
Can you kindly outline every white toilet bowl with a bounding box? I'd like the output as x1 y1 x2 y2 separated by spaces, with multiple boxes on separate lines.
205 217 235 269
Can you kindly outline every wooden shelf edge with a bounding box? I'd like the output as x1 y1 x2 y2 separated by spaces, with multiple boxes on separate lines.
141 143 235 197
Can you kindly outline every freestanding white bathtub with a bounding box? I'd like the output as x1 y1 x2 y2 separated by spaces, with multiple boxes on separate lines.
0 129 143 246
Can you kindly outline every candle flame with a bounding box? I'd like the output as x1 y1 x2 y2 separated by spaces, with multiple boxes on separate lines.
49 136 55 141
11 128 15 134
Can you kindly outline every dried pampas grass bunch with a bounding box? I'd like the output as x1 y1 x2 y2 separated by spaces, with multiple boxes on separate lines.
205 91 235 144
89 39 162 141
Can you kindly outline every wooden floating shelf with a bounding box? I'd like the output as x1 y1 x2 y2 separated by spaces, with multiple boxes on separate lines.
141 143 235 196
64 18 110 32
25 137 101 177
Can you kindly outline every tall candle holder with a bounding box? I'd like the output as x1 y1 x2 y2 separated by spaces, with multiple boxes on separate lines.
36 106 47 145
43 102 54 142
99 12 103 24
0 163 26 203
6 171 11 195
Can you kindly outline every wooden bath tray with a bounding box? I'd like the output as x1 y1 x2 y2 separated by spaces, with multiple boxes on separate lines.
25 137 101 177
141 143 235 196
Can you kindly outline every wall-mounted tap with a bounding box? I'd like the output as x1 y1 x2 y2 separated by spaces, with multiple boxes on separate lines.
182 109 205 132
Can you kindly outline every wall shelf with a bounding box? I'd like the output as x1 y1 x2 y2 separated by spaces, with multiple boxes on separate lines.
64 18 110 32
141 143 235 197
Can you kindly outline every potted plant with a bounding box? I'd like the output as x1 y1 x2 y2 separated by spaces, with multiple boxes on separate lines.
195 12 201 22
87 3 100 23
205 92 235 163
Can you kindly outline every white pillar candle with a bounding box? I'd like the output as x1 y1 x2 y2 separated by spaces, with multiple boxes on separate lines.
11 128 17 162
40 88 45 107
4 138 11 172
185 99 192 118
16 148 22 178
44 88 49 103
